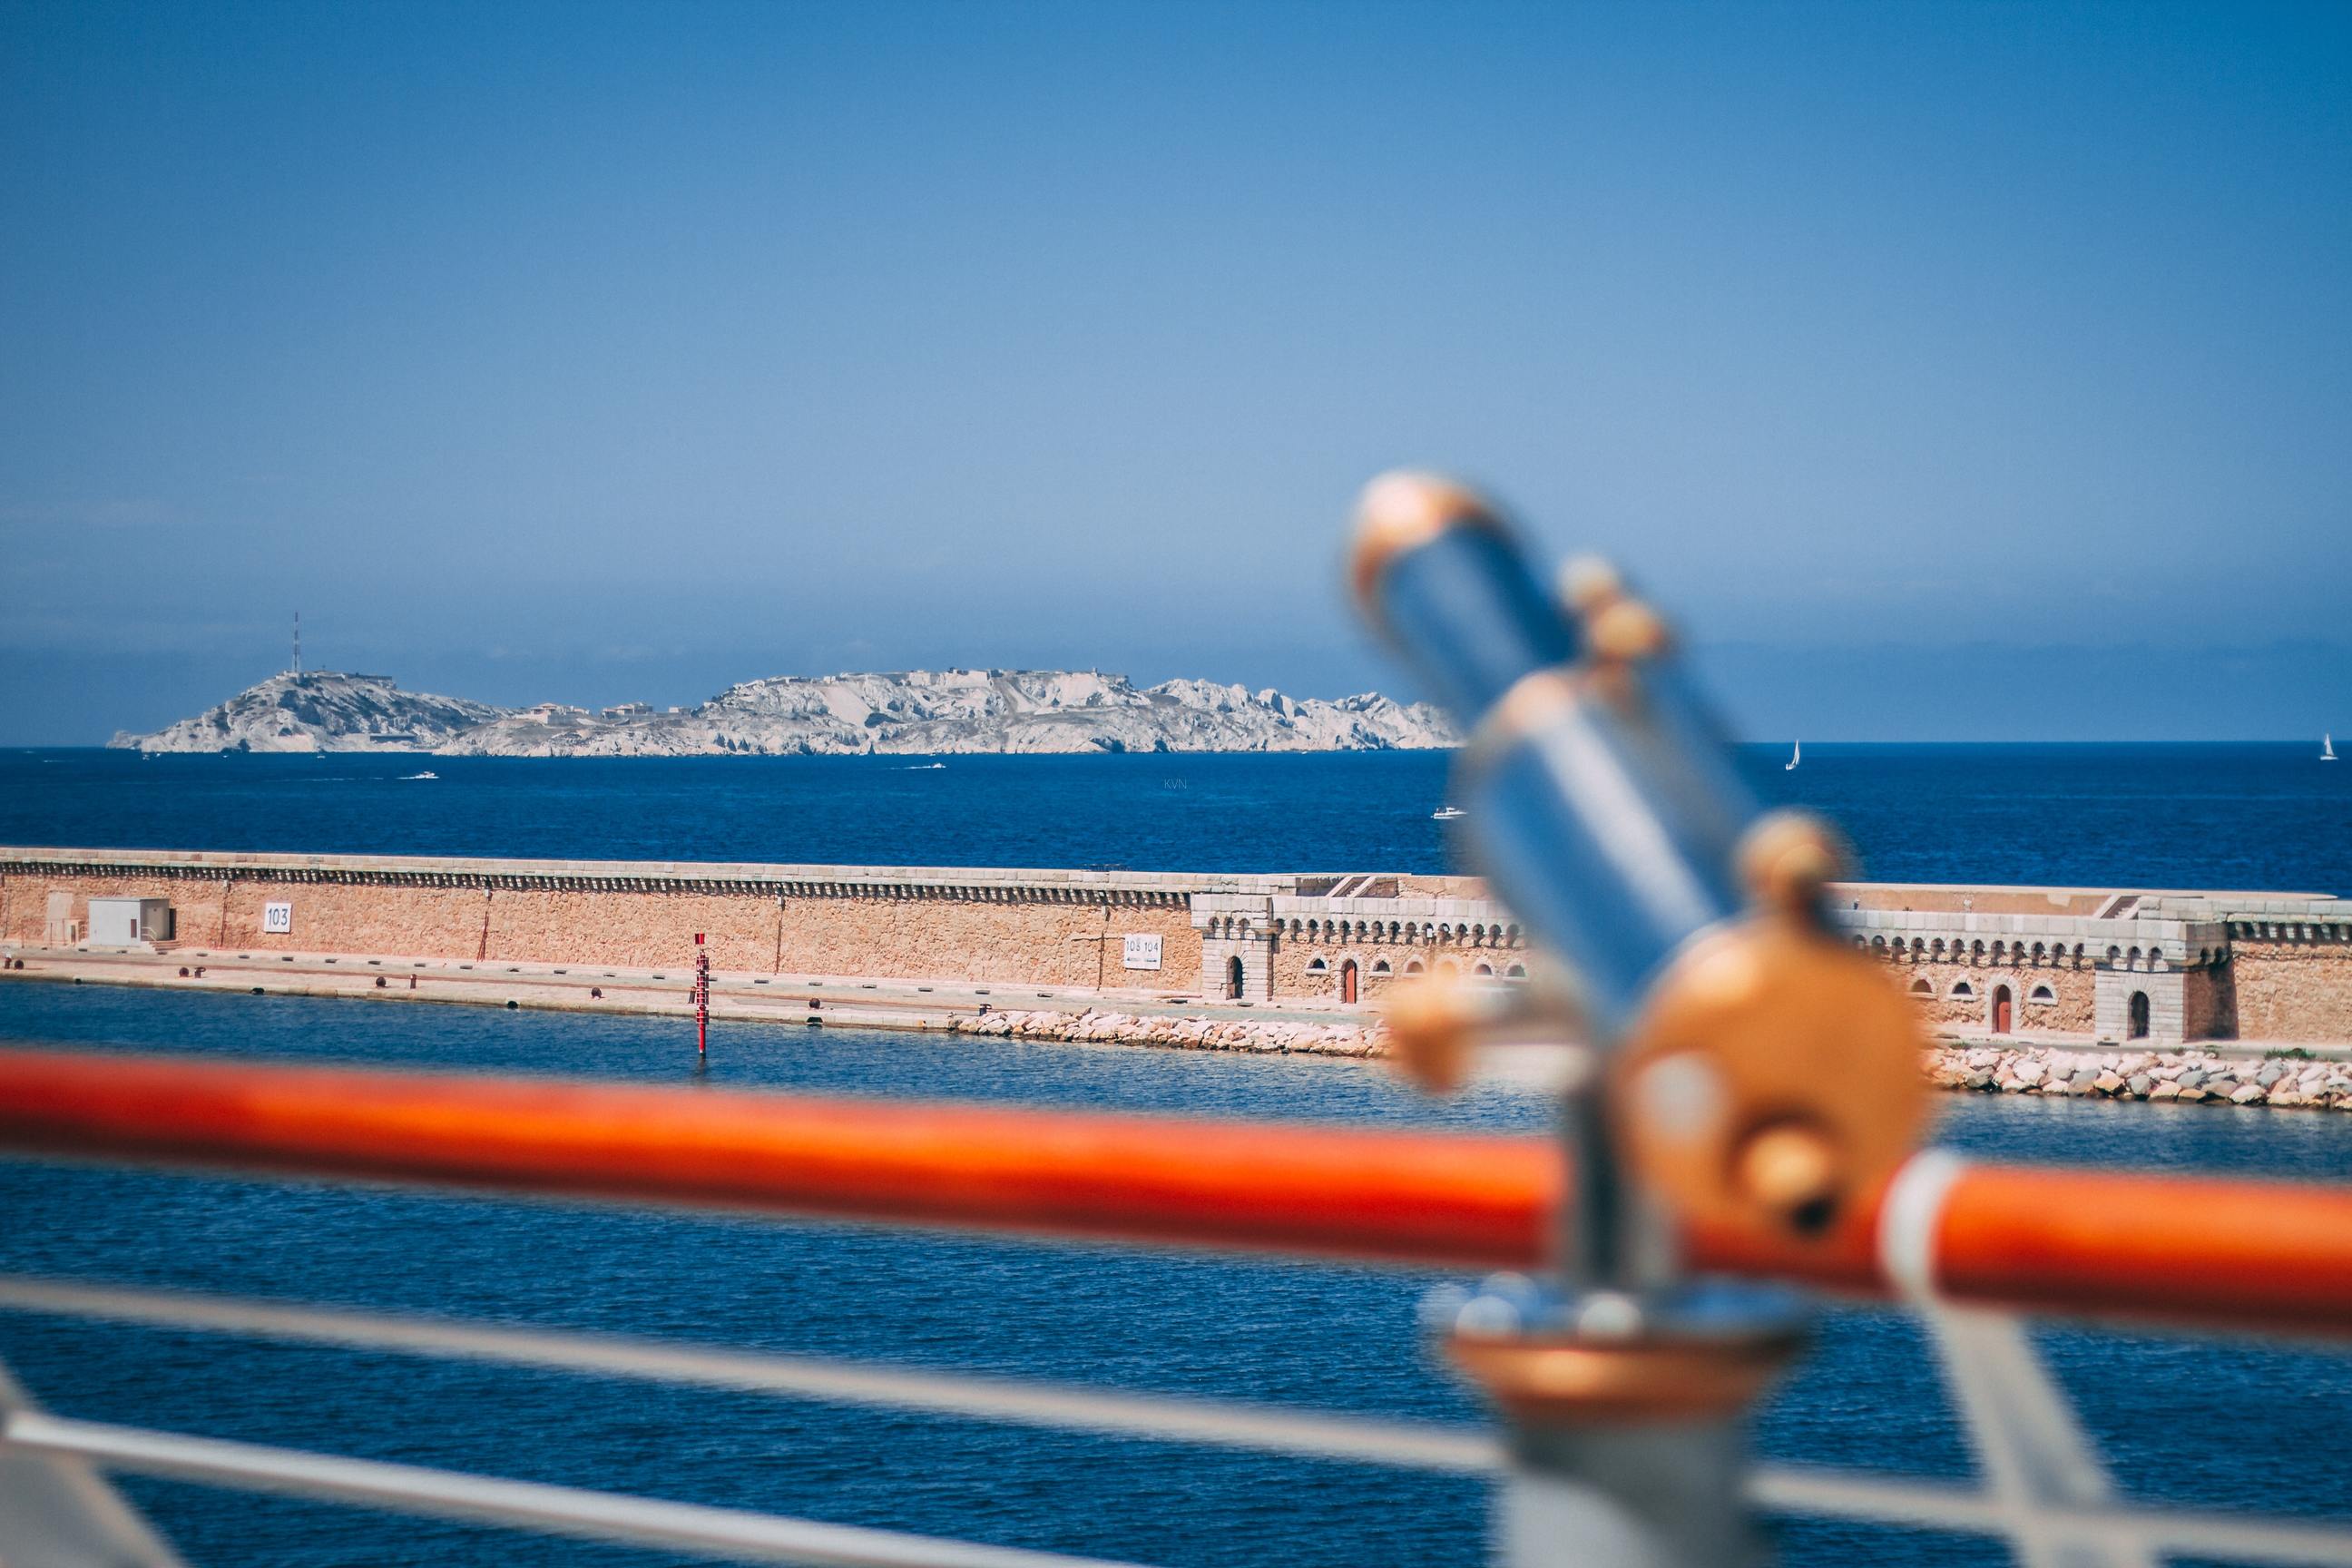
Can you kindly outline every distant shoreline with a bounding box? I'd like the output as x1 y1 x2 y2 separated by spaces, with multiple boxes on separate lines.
43 739 2342 754
111 667 1460 758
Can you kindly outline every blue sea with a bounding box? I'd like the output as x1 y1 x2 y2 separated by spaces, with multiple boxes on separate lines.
1 744 2349 1567
4 742 2350 890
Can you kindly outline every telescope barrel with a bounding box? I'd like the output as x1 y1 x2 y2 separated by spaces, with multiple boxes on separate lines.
1352 473 1761 1034
1352 501 1578 719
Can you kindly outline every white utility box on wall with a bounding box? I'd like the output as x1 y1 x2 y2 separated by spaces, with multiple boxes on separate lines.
86 897 174 945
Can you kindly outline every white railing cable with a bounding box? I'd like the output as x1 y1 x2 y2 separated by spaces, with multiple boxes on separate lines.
0 1409 1149 1568
0 1275 1502 1473
6 1275 2352 1565
1877 1151 2167 1568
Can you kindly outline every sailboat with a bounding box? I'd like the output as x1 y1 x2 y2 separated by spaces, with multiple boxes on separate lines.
2327 733 2338 762
1784 740 1801 771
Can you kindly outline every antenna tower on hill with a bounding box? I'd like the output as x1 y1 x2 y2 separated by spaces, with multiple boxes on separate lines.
292 611 301 675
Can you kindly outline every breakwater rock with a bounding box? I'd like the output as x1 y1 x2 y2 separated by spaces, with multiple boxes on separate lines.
950 1008 1384 1058
954 1014 2352 1107
1927 1044 2352 1109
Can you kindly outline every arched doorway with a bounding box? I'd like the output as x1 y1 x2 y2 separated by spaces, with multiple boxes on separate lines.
2128 991 2150 1039
1225 956 1244 1000
1992 985 2013 1034
1340 959 1358 1004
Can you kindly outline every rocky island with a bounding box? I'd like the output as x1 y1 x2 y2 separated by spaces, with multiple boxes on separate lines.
112 668 1458 756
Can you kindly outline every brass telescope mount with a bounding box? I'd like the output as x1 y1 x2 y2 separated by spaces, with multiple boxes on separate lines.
1351 472 1928 1566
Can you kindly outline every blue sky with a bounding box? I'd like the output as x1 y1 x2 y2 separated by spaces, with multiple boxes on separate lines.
3 0 2347 741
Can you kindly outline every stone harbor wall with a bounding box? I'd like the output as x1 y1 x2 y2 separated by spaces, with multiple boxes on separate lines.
1889 961 2099 1033
2182 964 2236 1042
2222 933 2352 1043
0 848 1214 991
5 847 2352 1051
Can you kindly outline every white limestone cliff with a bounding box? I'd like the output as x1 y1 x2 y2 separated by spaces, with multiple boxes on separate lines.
114 668 1459 756
110 672 506 753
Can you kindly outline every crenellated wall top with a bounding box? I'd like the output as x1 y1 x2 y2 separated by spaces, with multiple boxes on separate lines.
0 844 1306 906
4 846 2340 943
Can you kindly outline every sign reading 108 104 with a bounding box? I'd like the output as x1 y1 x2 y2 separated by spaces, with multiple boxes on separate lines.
1121 934 1162 971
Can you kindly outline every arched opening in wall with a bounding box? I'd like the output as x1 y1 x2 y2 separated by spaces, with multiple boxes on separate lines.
1306 957 1329 976
1951 980 1975 1000
1371 959 1392 976
1992 984 2013 1034
1340 959 1358 1004
1404 959 1426 975
1225 956 1244 1001
2129 991 2150 1039
1908 977 1934 996
2029 984 2055 1005
1473 963 1494 977
1504 964 1526 982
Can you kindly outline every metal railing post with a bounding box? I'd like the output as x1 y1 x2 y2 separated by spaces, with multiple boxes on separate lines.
1497 1418 1759 1568
0 1355 187 1568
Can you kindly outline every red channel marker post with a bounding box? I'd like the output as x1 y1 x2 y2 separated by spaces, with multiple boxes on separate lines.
694 934 710 1058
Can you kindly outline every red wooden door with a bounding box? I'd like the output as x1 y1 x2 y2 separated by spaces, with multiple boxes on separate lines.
1993 985 2013 1034
1341 961 1358 1004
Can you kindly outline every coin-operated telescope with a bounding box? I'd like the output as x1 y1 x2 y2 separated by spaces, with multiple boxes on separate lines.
1351 473 1928 1566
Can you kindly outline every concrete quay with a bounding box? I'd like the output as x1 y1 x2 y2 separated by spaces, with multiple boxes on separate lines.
0 943 1372 1047
10 944 2352 1104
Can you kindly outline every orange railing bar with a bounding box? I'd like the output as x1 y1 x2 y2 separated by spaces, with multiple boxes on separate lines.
0 1050 2347 1336
0 1050 1554 1269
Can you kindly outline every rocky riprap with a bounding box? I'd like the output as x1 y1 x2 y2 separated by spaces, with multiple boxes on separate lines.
1927 1044 2352 1109
954 1012 2352 1108
949 1008 1383 1057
